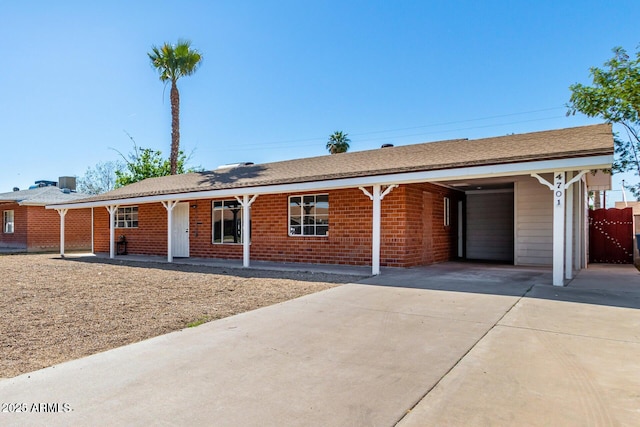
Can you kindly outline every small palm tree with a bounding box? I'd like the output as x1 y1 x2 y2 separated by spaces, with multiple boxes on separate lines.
148 39 202 175
326 131 351 154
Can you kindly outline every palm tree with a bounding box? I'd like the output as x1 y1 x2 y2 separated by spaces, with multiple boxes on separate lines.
326 131 351 154
148 39 202 175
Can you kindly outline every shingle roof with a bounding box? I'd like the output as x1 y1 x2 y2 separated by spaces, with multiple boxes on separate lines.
0 186 89 205
51 123 613 205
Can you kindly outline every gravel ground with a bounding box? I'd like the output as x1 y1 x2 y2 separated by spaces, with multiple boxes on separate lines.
0 253 358 379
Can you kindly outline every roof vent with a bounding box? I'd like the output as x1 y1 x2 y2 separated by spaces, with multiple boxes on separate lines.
216 163 240 170
35 180 57 187
12 187 19 192
58 176 76 192
215 162 254 170
381 143 394 148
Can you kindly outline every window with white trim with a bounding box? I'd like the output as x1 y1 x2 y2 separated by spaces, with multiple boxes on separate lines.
289 194 329 236
3 210 14 234
444 197 450 226
212 200 245 244
114 206 138 228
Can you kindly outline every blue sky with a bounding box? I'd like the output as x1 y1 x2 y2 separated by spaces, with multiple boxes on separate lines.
1 0 638 204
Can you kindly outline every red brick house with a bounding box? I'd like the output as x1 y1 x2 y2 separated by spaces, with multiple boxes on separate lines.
0 182 92 252
48 124 614 286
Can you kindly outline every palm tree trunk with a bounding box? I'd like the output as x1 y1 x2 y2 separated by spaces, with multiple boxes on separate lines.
170 80 180 175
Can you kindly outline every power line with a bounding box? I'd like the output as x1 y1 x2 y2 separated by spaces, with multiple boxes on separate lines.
349 106 566 137
224 106 567 150
222 112 567 151
355 115 566 143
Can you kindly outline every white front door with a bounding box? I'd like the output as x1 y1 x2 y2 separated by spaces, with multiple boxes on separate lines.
172 202 190 257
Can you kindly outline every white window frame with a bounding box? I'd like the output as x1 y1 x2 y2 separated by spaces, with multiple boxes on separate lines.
3 210 14 234
288 194 329 237
212 200 245 244
444 197 451 227
114 206 138 229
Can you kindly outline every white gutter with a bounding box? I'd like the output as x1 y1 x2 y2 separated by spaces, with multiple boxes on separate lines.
45 155 613 210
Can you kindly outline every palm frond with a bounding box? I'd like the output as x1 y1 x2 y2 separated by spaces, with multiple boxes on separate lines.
148 40 202 82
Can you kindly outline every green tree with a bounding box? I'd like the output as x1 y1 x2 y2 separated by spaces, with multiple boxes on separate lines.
114 149 186 188
115 145 189 188
326 131 351 154
148 39 202 175
567 46 640 199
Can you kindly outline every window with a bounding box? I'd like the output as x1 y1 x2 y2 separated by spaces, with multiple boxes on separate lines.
3 210 14 234
115 206 138 228
289 194 329 236
212 200 245 244
444 197 450 226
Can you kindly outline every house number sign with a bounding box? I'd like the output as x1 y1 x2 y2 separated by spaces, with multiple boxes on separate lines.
554 172 565 207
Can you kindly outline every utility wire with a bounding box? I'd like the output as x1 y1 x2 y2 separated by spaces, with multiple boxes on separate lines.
349 106 566 137
222 112 567 151
224 106 566 150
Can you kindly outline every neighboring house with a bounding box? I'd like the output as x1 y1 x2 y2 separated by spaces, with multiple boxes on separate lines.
615 201 640 216
0 178 92 252
48 124 614 286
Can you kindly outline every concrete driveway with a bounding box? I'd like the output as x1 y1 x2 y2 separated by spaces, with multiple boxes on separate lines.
0 263 638 426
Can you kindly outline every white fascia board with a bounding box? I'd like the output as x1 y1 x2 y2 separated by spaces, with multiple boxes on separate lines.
46 154 613 210
17 202 47 207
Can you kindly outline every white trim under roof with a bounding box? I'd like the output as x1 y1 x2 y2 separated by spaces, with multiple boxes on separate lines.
46 154 612 210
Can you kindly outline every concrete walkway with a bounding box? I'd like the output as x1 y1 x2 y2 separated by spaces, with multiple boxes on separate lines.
0 263 638 426
87 252 375 276
398 264 640 426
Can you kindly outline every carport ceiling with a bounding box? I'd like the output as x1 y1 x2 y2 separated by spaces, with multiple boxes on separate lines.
440 176 517 192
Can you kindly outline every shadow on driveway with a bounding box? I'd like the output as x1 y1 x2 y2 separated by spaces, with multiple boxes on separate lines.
55 253 640 309
364 261 640 310
363 262 550 297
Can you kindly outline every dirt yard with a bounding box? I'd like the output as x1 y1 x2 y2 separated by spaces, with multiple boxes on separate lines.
0 253 358 378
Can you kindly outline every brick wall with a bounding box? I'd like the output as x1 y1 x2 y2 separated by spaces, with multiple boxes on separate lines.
249 188 374 265
93 184 462 267
0 204 91 251
94 204 168 255
0 203 27 249
26 207 92 252
402 183 461 265
376 183 460 266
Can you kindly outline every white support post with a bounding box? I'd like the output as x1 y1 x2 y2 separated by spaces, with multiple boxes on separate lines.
359 184 398 275
552 171 566 286
531 172 566 286
106 205 119 259
532 170 590 286
235 195 258 267
565 173 574 280
582 175 589 269
57 209 68 257
91 207 94 254
564 170 590 271
161 200 179 263
574 178 583 269
458 200 464 258
372 185 382 275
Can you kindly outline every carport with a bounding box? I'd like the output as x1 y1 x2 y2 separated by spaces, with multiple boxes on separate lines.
439 169 610 286
448 178 516 263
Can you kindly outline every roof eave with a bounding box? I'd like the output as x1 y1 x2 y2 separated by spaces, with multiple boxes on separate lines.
46 154 613 210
